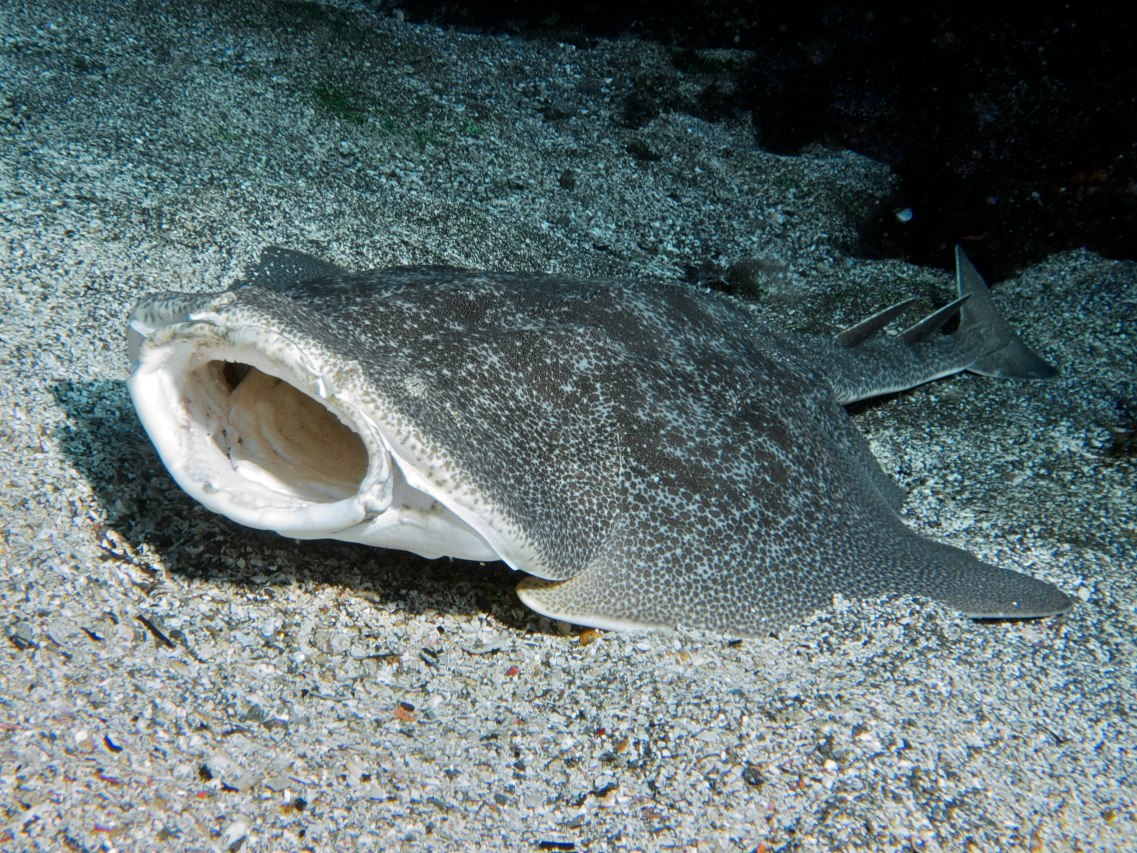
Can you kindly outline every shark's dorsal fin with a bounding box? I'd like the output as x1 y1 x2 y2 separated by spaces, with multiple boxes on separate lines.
836 297 921 347
899 293 970 343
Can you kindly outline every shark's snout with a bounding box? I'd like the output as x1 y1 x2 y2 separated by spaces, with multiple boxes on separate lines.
127 298 497 561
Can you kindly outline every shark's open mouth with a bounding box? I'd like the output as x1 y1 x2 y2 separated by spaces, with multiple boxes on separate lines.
127 307 499 562
196 361 369 503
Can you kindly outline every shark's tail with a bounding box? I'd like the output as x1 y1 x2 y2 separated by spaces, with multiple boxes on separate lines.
830 247 1057 403
950 246 1058 380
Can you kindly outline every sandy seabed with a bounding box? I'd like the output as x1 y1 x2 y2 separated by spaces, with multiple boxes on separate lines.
1 1 1134 849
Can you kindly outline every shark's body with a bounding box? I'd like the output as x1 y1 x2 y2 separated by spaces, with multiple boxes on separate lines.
127 247 1071 636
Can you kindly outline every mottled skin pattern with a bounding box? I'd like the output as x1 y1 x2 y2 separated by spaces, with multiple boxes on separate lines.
130 250 1072 636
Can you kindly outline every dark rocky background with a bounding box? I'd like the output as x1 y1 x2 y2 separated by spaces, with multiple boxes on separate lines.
389 0 1137 277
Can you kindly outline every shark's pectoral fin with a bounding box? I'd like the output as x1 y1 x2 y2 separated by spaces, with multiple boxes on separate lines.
513 458 1075 635
515 560 798 637
517 570 681 635
515 525 827 639
516 533 1073 637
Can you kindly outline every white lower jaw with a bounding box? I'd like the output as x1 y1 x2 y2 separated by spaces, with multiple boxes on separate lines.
128 320 498 562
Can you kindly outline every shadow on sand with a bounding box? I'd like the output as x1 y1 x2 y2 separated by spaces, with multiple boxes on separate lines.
51 378 531 629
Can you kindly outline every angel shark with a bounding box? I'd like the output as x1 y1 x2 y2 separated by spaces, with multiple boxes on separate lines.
126 247 1072 637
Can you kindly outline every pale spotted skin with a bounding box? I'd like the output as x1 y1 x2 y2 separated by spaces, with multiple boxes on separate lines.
130 249 1072 636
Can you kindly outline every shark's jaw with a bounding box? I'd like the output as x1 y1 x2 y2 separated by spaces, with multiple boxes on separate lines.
127 299 498 562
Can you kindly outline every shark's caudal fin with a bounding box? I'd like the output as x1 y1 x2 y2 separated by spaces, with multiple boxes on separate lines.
950 246 1058 380
829 247 1057 403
